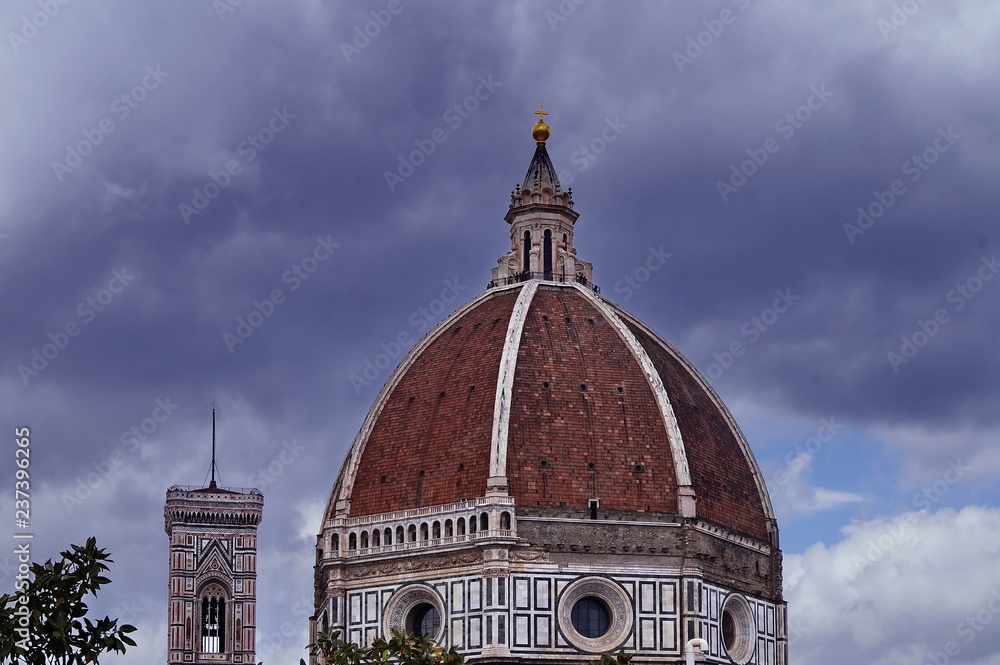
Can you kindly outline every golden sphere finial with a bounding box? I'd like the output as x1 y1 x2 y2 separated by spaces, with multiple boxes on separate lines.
532 104 550 144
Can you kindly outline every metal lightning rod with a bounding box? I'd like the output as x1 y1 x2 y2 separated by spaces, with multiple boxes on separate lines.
210 405 217 487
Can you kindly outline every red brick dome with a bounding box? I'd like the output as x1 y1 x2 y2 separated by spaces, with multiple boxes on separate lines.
327 280 776 544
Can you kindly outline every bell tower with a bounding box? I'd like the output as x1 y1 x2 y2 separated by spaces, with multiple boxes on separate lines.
164 409 264 665
491 107 593 287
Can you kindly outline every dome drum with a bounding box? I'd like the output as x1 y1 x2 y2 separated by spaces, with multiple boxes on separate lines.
314 546 783 663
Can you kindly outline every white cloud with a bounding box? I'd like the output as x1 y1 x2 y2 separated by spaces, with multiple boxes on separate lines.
768 451 863 521
810 487 865 511
874 423 1000 489
296 498 326 542
786 505 1000 665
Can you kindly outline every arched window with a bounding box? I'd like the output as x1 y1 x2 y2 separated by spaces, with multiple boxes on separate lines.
432 521 441 539
396 526 404 544
384 528 392 545
500 512 511 530
523 231 531 273
348 533 357 551
469 516 477 534
543 229 553 276
480 512 489 532
332 534 339 554
457 518 466 536
408 525 417 542
445 519 454 538
372 530 381 547
200 586 227 653
360 532 369 549
420 523 429 541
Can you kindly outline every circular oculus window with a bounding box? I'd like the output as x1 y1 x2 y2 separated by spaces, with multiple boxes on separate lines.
720 593 756 665
557 577 633 653
383 585 445 642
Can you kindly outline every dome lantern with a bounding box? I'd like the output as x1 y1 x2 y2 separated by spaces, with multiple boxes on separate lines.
491 108 593 289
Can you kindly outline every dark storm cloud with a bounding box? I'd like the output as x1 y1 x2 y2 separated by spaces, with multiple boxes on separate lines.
539 4 1000 431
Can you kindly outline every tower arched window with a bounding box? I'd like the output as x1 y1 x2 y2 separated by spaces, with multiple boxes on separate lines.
200 585 227 654
432 521 441 539
348 533 357 551
396 526 404 544
385 527 392 545
480 512 489 532
420 523 429 541
445 519 453 538
360 531 369 549
500 511 511 530
408 525 417 542
372 530 381 547
523 231 531 273
469 516 477 534
543 229 553 276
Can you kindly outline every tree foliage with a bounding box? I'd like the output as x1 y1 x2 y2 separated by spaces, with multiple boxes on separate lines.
274 629 462 665
283 629 630 665
600 651 633 665
0 537 137 664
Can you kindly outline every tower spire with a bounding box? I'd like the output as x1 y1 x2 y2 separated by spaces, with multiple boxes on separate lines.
209 405 218 489
520 106 566 204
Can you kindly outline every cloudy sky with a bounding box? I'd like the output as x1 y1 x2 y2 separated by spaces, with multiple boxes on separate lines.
1 1 998 663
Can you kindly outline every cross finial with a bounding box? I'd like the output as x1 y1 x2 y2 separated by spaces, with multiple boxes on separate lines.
531 105 551 144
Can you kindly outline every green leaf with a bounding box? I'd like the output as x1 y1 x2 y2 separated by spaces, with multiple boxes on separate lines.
0 537 139 665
